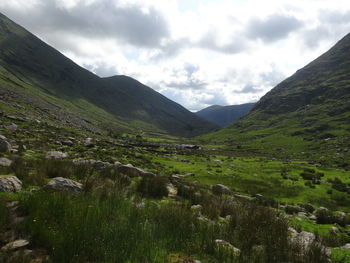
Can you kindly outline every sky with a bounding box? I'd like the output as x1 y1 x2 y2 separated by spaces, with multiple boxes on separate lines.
1 0 350 111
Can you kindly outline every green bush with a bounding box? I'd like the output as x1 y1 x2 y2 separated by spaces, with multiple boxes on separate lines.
137 175 169 198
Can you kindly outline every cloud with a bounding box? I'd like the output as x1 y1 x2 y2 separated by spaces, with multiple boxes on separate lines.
197 30 248 54
1 0 170 47
1 0 350 111
247 14 303 42
235 84 263 94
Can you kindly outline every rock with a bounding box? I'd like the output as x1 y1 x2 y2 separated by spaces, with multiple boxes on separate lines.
297 212 308 218
5 123 18 132
1 239 29 251
0 157 12 167
191 204 202 215
330 226 340 234
93 161 112 171
118 164 155 178
340 244 350 250
0 138 11 152
62 140 74 146
46 177 82 193
45 151 68 159
234 194 253 202
114 161 122 168
166 183 177 197
212 184 233 195
215 239 241 256
84 137 94 147
296 231 315 249
0 176 22 193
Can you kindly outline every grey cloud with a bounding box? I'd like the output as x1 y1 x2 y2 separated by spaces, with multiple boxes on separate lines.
2 0 169 48
198 30 247 54
166 65 207 90
302 26 331 49
260 69 285 87
320 10 350 25
247 14 303 42
235 84 263 94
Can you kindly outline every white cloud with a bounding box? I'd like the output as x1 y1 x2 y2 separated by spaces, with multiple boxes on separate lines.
1 0 350 110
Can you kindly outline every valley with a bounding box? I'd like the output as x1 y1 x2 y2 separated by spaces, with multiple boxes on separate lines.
0 10 349 263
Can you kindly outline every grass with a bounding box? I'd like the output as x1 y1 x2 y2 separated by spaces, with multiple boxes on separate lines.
17 190 331 263
153 154 350 211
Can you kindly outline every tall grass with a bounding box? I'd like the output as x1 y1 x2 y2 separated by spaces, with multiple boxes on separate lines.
17 190 331 263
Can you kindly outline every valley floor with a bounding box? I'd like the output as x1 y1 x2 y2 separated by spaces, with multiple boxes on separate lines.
0 116 350 262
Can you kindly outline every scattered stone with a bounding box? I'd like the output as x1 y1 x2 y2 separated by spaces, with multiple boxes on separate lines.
215 240 241 256
45 151 68 159
0 138 11 152
0 157 12 167
84 137 94 147
330 226 340 234
166 183 177 197
93 161 112 171
295 231 316 249
297 212 308 218
234 194 253 202
212 184 233 195
118 164 155 178
1 239 29 251
340 244 350 250
0 176 22 193
62 140 74 146
191 204 202 215
213 159 222 164
114 161 122 168
5 123 18 132
46 177 82 193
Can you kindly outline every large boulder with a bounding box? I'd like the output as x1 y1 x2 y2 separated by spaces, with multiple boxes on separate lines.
46 177 82 193
212 184 233 195
118 164 155 178
0 157 12 167
0 176 22 193
45 151 68 159
0 139 11 153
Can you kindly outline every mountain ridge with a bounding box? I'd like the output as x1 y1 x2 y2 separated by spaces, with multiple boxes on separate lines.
0 12 217 137
196 103 255 127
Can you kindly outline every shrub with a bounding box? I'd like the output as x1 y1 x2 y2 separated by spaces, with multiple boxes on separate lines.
137 175 169 198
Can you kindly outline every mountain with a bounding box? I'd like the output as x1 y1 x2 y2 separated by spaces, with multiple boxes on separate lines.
0 13 217 137
201 33 350 166
196 103 255 127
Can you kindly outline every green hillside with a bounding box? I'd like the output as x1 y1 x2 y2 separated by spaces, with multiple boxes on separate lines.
201 33 350 167
0 13 216 137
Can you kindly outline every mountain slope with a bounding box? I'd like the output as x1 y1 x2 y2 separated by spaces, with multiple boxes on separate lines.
201 33 350 166
0 13 216 137
196 103 255 127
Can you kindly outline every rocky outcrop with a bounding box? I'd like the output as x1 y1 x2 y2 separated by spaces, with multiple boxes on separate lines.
45 151 68 159
0 157 12 167
46 177 82 193
118 164 155 178
0 176 22 193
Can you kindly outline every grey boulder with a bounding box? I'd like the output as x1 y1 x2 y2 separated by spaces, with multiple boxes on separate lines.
46 177 82 193
0 176 22 193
